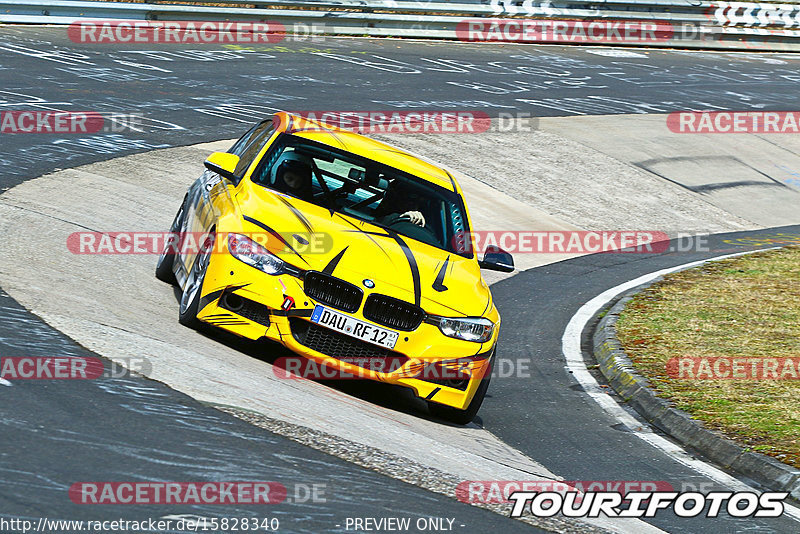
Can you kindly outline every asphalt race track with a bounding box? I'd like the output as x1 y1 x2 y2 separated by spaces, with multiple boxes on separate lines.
2 25 800 534
487 225 800 533
0 289 544 534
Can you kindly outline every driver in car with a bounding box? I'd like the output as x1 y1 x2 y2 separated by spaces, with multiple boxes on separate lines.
377 182 426 228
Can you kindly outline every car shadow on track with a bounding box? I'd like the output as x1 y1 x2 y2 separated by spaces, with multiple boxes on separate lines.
170 287 481 427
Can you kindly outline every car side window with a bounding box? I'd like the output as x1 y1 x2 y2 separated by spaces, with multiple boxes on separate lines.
228 124 258 156
229 120 276 178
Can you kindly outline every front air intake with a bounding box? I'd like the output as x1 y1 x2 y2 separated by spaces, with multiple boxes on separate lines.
303 271 363 313
363 294 424 331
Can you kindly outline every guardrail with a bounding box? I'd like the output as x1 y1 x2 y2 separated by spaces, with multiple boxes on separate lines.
2 0 800 51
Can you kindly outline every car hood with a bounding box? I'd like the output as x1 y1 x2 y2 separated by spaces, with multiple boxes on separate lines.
237 185 491 317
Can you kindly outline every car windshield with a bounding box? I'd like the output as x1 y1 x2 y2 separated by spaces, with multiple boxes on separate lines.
252 134 472 257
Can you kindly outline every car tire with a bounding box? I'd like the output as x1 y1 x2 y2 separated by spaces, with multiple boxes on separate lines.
155 197 186 285
427 350 494 425
178 232 215 330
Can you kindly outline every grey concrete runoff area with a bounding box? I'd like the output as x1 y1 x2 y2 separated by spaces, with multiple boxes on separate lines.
379 115 800 232
2 112 800 533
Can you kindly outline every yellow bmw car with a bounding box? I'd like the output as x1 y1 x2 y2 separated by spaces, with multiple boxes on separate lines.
156 112 514 424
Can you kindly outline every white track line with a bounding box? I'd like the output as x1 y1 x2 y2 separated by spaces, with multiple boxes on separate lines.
561 249 800 523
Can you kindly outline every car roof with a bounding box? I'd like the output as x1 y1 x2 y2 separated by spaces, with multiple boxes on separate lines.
275 112 458 192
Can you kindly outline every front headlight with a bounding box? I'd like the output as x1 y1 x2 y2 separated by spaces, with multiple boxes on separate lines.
228 233 284 275
437 317 495 343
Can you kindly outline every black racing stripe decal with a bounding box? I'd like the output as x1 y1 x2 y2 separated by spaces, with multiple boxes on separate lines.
344 229 391 238
243 214 309 265
331 218 419 305
481 293 491 316
433 255 449 293
336 215 394 262
276 196 314 233
198 288 225 312
324 129 349 149
386 230 421 307
227 283 251 292
425 387 441 400
371 147 415 158
323 246 348 275
199 283 250 312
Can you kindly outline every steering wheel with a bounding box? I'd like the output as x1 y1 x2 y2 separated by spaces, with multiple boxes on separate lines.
386 217 440 247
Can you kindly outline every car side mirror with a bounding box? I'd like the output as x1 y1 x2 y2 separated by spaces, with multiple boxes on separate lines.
204 152 241 183
478 245 514 272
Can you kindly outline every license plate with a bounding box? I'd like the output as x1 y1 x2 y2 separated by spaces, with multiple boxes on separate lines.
310 305 399 349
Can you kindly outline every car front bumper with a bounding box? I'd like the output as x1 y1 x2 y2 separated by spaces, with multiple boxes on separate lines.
196 253 497 410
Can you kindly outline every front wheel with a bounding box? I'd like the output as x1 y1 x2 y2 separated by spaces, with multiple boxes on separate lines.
178 232 215 330
428 351 494 425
